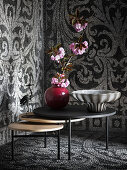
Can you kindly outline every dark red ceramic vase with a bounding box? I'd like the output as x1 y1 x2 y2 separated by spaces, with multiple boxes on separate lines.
44 85 69 109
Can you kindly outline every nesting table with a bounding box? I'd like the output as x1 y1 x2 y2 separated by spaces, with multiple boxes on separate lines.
20 105 116 160
8 122 64 160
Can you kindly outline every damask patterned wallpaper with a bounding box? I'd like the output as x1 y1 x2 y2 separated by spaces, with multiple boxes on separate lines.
0 0 44 145
44 0 127 131
0 0 127 146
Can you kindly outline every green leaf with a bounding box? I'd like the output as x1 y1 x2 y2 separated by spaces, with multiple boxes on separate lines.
56 43 61 49
72 18 76 25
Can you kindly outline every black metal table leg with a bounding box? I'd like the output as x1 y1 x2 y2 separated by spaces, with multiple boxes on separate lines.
68 118 71 160
44 132 47 148
106 117 109 150
57 130 60 160
65 120 68 130
11 130 14 160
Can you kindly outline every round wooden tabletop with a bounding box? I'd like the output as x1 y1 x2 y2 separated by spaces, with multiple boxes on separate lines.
19 112 86 124
8 121 64 132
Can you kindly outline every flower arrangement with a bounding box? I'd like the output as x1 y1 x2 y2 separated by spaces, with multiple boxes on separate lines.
47 9 88 88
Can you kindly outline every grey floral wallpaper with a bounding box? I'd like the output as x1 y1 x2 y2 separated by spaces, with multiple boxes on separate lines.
44 0 127 131
0 0 44 145
0 0 127 146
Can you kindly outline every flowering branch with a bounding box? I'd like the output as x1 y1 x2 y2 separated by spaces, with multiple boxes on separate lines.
62 55 73 74
47 9 88 88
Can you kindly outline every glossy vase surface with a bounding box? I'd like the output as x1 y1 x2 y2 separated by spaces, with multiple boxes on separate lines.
44 85 69 109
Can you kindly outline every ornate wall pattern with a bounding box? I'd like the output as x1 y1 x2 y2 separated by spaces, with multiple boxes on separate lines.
44 0 127 131
0 0 44 145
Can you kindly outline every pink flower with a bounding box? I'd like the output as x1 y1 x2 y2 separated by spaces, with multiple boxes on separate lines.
74 23 83 32
69 41 88 55
65 79 70 87
69 43 75 52
76 48 83 55
55 55 60 61
51 55 55 60
51 47 65 62
61 79 65 83
51 76 70 88
61 83 66 88
59 47 65 58
83 22 88 29
83 41 88 47
60 73 65 77
51 78 58 84
73 22 88 32
61 79 70 88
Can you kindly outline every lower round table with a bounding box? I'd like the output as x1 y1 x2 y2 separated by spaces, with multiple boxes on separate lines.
22 106 116 160
8 122 63 160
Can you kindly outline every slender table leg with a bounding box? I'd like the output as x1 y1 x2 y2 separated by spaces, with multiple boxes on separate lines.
68 118 71 160
65 120 68 130
44 132 47 148
106 117 109 150
57 130 60 160
11 130 14 160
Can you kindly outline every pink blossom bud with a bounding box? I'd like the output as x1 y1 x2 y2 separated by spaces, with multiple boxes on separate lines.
74 23 83 32
51 78 58 85
65 79 70 87
61 83 66 88
55 55 60 61
82 23 88 29
77 49 83 55
51 55 55 60
83 41 88 47
61 79 65 83
69 43 75 51
59 47 65 56
61 74 65 77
